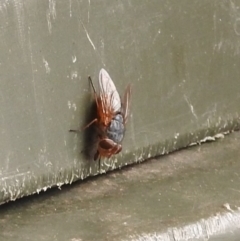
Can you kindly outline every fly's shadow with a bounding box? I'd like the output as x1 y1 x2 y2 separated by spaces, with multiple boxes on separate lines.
82 99 99 160
69 84 99 161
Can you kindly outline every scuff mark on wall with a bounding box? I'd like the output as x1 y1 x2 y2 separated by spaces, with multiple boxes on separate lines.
214 1 240 55
184 95 198 120
130 114 137 148
27 27 49 173
1 171 31 181
72 55 77 63
87 0 91 23
71 70 78 79
189 131 227 147
67 100 77 111
230 0 240 36
13 0 25 49
79 19 106 66
46 0 56 34
69 0 72 17
42 57 51 74
233 17 240 35
80 20 96 50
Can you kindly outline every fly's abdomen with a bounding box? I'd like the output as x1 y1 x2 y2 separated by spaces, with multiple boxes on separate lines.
107 114 125 144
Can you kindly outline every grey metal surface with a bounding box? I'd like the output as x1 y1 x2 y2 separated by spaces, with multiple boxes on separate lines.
1 132 240 241
1 1 240 203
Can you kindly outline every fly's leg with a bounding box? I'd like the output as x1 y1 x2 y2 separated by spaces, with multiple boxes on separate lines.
83 76 100 130
82 118 97 130
88 76 100 110
88 76 96 93
69 129 80 133
93 150 101 173
69 118 97 132
70 76 98 132
99 157 101 174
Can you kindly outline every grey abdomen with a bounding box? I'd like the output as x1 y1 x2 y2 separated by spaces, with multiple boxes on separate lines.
107 114 125 144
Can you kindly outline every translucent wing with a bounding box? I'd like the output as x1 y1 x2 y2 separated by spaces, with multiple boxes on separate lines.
99 68 121 113
122 84 132 123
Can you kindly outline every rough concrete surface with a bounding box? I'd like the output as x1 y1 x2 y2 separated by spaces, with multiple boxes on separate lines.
0 131 240 241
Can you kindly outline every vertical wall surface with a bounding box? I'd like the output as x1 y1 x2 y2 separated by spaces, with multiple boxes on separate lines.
1 0 240 204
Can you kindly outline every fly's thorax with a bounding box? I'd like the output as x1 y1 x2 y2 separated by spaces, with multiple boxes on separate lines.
106 113 125 144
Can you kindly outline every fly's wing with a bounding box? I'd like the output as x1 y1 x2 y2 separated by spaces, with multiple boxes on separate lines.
99 68 121 113
122 84 132 123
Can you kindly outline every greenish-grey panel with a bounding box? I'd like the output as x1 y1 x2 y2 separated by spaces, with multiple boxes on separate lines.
0 0 240 204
